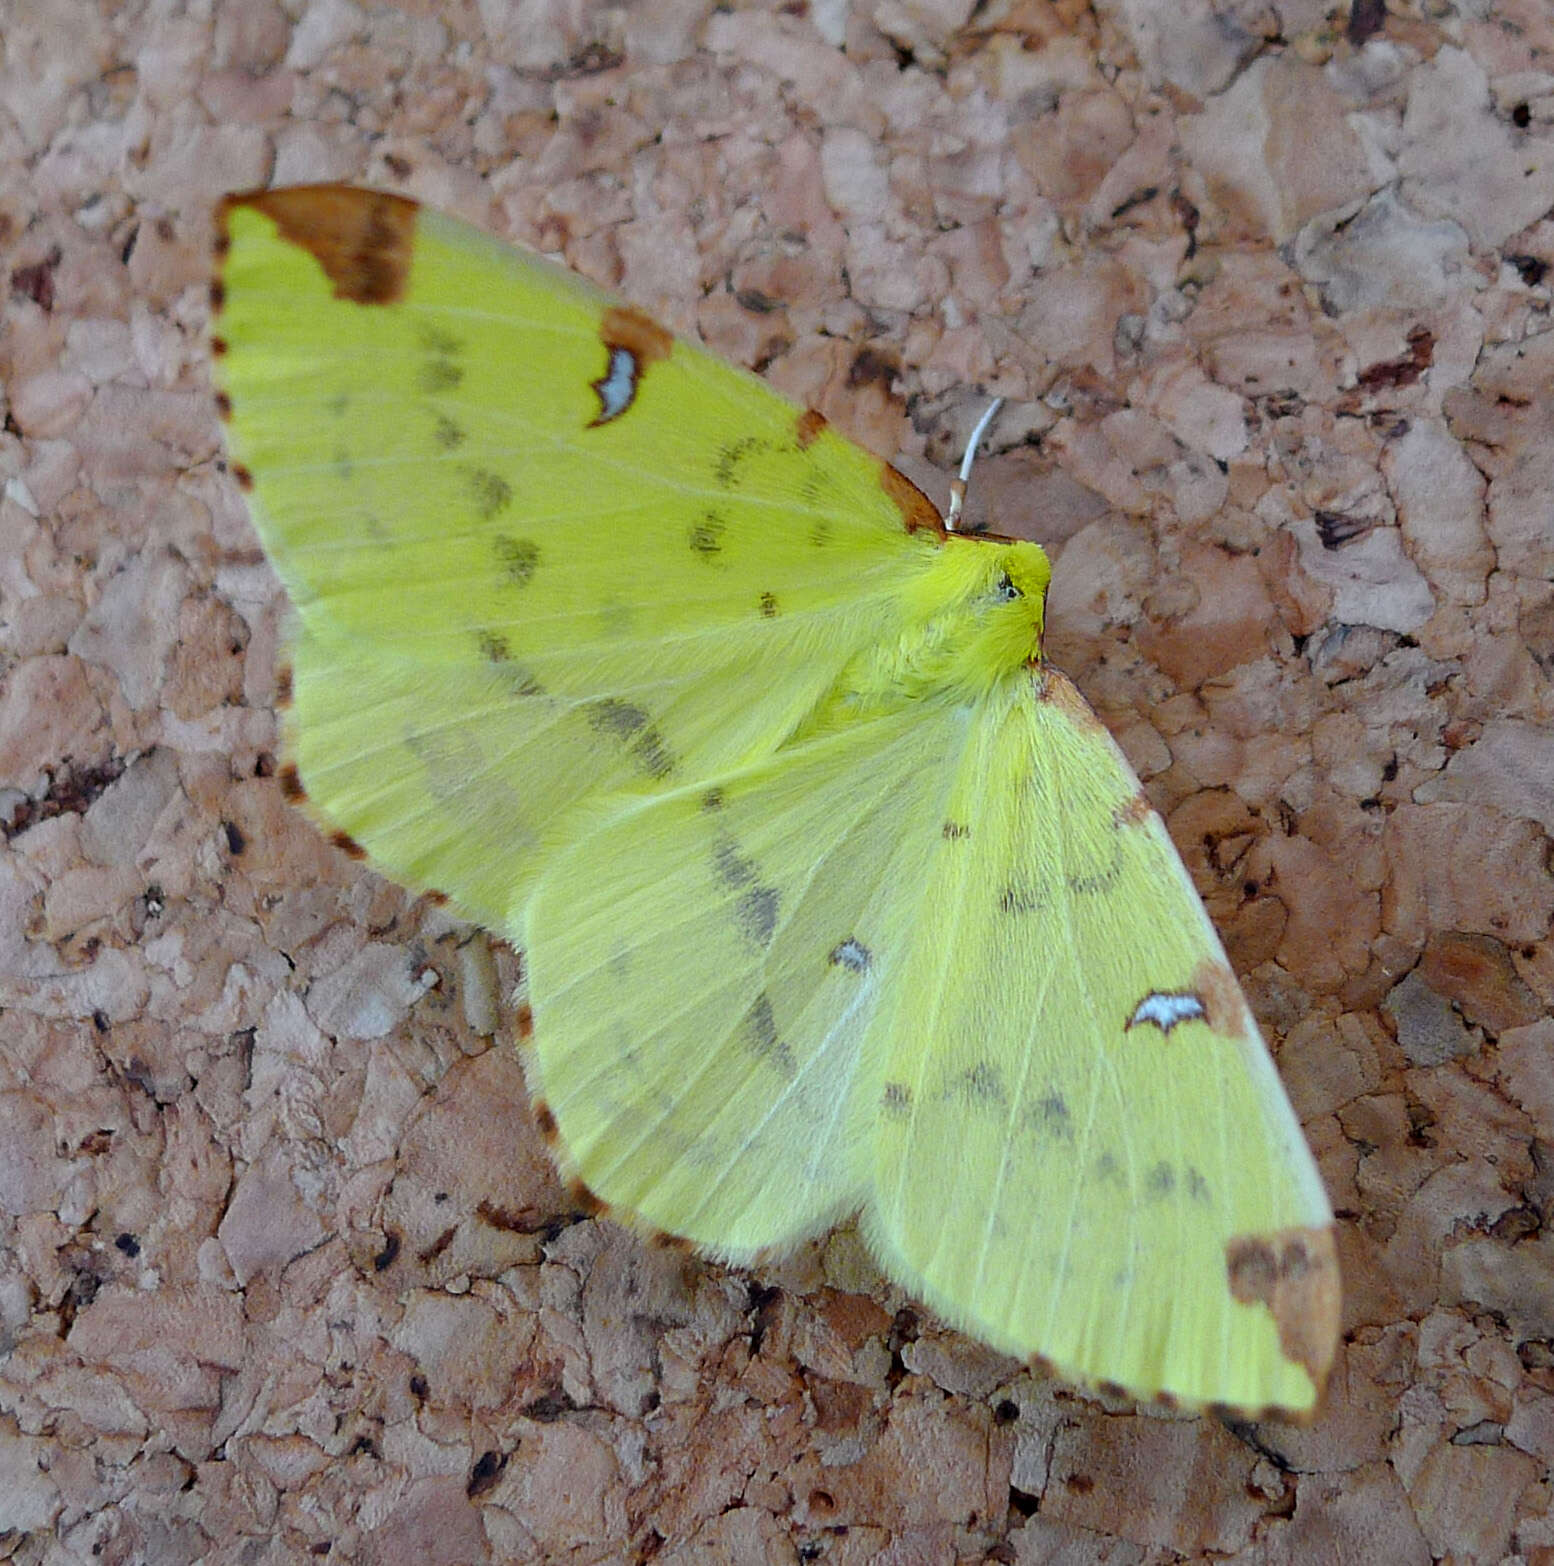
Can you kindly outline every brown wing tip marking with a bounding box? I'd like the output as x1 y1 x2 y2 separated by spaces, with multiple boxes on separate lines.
209 205 231 316
423 888 450 907
1035 668 1107 733
330 830 368 861
221 184 420 305
231 463 254 493
590 305 673 426
274 664 294 709
648 1230 695 1254
1114 790 1153 828
1204 1396 1299 1423
880 461 944 535
515 1003 534 1044
567 1178 608 1219
606 305 673 362
795 408 827 448
278 764 307 802
214 390 232 421
1195 957 1255 1037
1226 1224 1341 1396
532 1098 558 1142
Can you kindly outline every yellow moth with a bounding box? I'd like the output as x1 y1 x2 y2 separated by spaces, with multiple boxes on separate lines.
211 185 1339 1417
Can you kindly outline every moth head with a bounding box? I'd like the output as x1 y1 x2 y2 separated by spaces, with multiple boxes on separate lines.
910 536 1050 694
977 539 1050 670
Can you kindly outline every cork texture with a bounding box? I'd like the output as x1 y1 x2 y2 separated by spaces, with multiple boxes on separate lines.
3 1 1554 1560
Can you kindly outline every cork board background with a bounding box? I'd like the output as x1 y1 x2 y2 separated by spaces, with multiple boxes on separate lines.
4 0 1554 1560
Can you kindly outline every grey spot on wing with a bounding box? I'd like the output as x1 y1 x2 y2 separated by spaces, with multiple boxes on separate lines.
591 345 638 424
587 699 675 780
708 826 779 945
829 937 871 973
736 885 780 948
475 632 543 697
713 436 767 487
809 520 833 547
1126 990 1208 1035
712 835 756 889
1146 1163 1175 1198
689 514 726 558
759 591 778 618
701 788 724 813
469 469 513 519
1024 1091 1072 1138
595 599 635 639
706 822 777 939
998 880 1047 915
432 413 466 450
417 328 464 392
589 698 647 740
404 725 486 798
419 325 460 357
745 992 794 1078
505 665 544 697
419 360 464 392
882 1081 912 1119
954 1062 1006 1104
942 821 970 840
494 535 538 585
1067 837 1123 895
1094 1151 1123 1185
1186 1167 1210 1204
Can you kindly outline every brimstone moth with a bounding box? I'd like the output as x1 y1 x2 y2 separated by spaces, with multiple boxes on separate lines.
210 185 1339 1417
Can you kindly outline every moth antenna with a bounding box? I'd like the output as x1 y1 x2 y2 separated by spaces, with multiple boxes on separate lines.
946 397 1004 533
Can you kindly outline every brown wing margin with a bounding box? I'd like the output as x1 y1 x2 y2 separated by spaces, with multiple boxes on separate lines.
216 185 420 306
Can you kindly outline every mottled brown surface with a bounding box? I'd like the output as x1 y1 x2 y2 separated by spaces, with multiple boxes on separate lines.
2 0 1553 1561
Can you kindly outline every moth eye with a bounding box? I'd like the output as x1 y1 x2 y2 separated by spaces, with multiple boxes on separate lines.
993 573 1021 602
